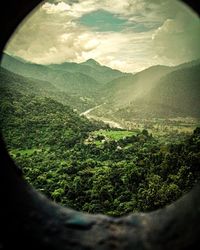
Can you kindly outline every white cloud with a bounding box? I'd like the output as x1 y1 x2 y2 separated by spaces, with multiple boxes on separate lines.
4 0 200 72
77 30 156 72
5 0 156 71
42 0 100 18
42 2 71 14
152 2 200 65
41 0 168 22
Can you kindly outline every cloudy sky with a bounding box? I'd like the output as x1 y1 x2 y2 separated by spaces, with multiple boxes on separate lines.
4 0 200 72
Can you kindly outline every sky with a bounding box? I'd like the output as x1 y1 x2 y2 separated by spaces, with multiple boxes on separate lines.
4 0 200 73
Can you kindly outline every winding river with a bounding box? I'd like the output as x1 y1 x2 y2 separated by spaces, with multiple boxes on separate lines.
80 104 123 129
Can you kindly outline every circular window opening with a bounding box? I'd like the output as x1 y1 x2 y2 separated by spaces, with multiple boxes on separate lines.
0 0 200 217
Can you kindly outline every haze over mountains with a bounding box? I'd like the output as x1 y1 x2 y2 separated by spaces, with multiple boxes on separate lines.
0 67 96 113
1 52 200 122
1 53 128 95
98 59 200 120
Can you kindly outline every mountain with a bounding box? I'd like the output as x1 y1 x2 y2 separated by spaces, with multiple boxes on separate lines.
0 79 101 150
1 53 129 99
81 58 101 67
87 59 200 120
2 52 200 120
105 61 200 119
101 65 173 107
1 53 100 96
1 53 52 79
47 58 129 83
141 62 200 117
46 71 101 96
0 67 96 113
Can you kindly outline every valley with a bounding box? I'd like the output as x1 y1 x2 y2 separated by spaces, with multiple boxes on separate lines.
80 103 123 129
80 102 200 141
0 53 200 216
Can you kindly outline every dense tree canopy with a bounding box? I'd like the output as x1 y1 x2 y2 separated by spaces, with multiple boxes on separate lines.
1 85 199 216
0 65 199 216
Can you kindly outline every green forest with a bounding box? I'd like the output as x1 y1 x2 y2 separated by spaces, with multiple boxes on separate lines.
1 54 200 217
0 75 200 216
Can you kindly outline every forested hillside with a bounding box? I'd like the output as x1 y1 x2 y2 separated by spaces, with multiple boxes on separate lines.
0 67 97 113
0 69 107 150
2 53 200 119
2 93 200 215
89 60 200 122
110 63 200 120
101 65 172 107
1 53 128 99
1 53 200 216
48 58 129 83
142 63 200 117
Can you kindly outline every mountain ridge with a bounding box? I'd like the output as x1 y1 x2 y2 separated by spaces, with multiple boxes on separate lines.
1 53 130 91
1 52 200 119
104 61 200 119
0 67 97 113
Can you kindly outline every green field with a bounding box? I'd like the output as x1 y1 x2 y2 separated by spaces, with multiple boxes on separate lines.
10 148 42 157
85 129 139 146
92 129 138 140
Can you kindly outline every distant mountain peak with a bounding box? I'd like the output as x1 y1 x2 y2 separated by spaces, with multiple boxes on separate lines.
82 58 100 66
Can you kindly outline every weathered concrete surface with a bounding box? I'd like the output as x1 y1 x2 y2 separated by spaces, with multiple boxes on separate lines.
0 1 200 249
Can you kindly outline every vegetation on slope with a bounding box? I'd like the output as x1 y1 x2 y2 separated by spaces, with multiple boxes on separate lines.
0 71 199 216
1 54 200 217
